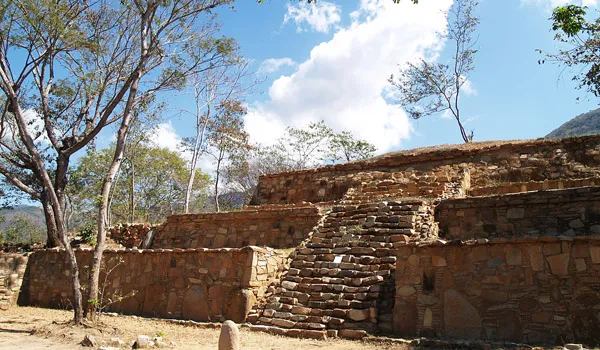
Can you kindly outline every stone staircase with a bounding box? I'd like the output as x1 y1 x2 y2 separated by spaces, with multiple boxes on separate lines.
249 179 439 339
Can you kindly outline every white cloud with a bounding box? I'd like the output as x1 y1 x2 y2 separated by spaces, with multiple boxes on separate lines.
150 121 219 176
150 121 184 155
283 1 342 33
259 58 297 74
521 0 598 8
245 0 453 153
461 78 477 97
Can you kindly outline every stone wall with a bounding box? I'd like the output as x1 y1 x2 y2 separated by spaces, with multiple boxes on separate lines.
394 237 600 345
22 247 285 322
0 253 28 310
436 186 600 240
254 135 600 205
152 206 322 249
470 177 600 197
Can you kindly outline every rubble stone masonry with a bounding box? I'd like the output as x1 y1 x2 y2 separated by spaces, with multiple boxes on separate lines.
394 237 600 345
254 135 600 205
152 206 322 249
0 253 28 310
21 247 286 322
436 186 600 240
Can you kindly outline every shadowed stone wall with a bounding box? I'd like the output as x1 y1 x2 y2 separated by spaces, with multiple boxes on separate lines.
0 253 28 310
394 237 600 345
22 247 285 322
436 186 600 240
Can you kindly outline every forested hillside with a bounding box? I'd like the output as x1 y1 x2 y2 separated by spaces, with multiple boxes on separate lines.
546 108 600 138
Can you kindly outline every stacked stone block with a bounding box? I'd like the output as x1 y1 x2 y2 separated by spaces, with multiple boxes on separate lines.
394 237 600 345
437 186 600 240
23 247 286 322
152 206 321 249
0 254 28 310
250 194 438 338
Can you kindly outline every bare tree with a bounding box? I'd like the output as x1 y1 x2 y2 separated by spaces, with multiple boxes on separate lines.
181 58 258 213
206 100 250 212
389 0 479 143
0 0 236 323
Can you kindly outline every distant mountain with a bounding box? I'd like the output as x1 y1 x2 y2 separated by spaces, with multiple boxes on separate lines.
0 205 45 230
547 108 600 138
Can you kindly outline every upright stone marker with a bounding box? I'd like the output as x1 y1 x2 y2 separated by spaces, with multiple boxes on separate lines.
218 320 240 350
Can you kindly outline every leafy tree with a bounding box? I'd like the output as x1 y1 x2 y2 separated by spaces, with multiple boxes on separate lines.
0 0 237 322
389 0 479 143
328 131 377 163
206 100 250 212
180 58 258 214
258 0 418 3
224 121 376 206
542 5 600 97
69 144 210 225
268 121 377 170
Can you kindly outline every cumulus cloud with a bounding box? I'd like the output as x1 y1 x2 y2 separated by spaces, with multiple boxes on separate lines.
245 0 453 153
259 58 298 74
149 121 219 175
283 1 342 33
149 121 184 155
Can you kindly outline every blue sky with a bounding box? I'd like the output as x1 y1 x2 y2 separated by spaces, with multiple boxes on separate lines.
144 0 600 158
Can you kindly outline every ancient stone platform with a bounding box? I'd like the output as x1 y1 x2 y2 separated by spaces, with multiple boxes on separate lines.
6 135 600 346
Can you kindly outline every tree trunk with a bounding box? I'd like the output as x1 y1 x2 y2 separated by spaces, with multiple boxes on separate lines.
86 74 140 320
130 162 135 223
42 196 60 248
214 151 223 212
183 115 209 213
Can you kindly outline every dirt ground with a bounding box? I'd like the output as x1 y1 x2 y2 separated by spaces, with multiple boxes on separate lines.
0 306 411 350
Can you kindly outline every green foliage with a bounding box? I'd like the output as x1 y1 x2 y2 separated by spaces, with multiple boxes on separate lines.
2 215 44 245
271 120 377 169
257 0 418 3
546 107 600 138
78 222 97 245
551 5 586 37
544 5 600 97
69 143 210 224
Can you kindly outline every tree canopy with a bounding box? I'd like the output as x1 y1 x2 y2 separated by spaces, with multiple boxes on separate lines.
543 5 600 97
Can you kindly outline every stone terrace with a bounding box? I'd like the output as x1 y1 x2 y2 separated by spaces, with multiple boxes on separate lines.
10 135 600 345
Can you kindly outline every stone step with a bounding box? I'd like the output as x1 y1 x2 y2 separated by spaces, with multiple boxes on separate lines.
249 324 368 340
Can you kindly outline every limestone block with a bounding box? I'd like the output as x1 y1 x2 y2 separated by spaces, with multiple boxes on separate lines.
338 329 367 339
218 321 240 350
543 243 561 256
506 246 523 266
529 246 544 272
590 246 600 264
547 253 570 275
569 218 585 229
506 208 525 219
271 318 296 328
348 308 370 321
225 288 257 323
443 289 481 339
182 285 210 321
432 255 447 267
397 285 416 297
575 258 587 272
423 308 433 328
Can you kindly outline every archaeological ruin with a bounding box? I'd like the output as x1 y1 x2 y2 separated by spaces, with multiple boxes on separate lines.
3 134 600 346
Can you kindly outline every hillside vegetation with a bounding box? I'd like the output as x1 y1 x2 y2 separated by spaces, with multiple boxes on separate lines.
0 206 45 231
547 108 600 138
